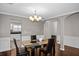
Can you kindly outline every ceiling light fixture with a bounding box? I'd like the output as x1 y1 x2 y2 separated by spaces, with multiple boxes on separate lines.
29 10 42 22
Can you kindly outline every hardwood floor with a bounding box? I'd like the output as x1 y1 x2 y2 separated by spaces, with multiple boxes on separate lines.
0 50 11 56
0 49 16 56
60 45 79 56
0 44 79 56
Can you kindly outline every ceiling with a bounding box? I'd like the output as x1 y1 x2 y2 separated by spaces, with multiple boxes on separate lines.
0 3 79 20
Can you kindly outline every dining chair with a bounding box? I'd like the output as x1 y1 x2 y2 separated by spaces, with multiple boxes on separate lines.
31 35 37 43
13 38 30 56
51 35 56 56
39 35 56 56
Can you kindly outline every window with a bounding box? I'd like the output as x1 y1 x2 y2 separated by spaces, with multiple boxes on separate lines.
10 23 21 34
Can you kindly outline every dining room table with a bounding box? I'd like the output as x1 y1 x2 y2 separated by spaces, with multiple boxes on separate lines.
22 39 48 56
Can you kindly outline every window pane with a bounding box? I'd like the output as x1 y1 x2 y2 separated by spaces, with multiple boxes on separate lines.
10 23 21 34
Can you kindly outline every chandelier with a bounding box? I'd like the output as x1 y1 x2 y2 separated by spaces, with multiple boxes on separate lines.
29 10 42 22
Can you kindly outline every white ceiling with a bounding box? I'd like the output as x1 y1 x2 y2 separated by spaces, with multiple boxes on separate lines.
0 3 79 20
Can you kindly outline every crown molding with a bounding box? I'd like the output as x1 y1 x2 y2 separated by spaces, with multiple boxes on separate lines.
0 12 26 18
0 10 79 21
44 10 79 21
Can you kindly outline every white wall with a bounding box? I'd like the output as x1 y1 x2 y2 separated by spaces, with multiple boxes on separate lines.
0 37 10 52
63 13 79 48
0 14 10 37
64 36 79 48
0 14 44 37
1 12 79 52
22 18 44 35
0 14 44 52
0 14 11 52
44 13 79 49
44 19 57 38
56 13 79 49
64 13 79 37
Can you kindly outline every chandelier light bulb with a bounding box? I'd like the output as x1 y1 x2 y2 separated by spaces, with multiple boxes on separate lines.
36 18 40 21
38 16 42 20
34 15 37 19
29 16 34 21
